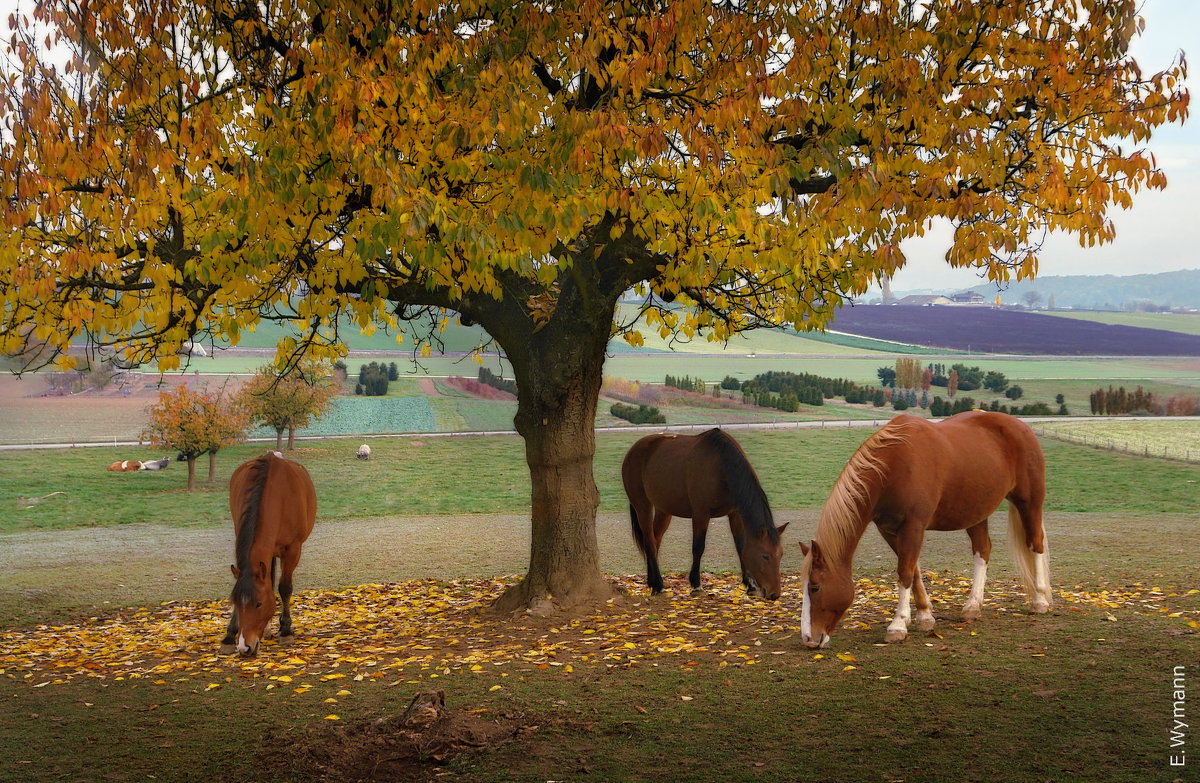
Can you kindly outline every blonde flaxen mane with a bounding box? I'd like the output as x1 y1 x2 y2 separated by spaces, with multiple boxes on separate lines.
814 419 913 563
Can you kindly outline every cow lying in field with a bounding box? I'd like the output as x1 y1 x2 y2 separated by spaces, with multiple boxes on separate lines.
106 458 170 472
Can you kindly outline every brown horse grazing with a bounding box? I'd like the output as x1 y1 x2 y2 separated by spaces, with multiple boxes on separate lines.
800 411 1051 649
220 452 317 657
106 460 143 471
622 428 788 599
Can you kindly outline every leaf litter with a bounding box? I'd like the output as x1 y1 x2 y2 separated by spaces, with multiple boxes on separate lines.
1 573 1195 689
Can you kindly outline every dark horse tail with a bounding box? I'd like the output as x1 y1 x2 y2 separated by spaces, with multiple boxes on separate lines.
231 455 272 604
630 502 649 556
706 429 778 541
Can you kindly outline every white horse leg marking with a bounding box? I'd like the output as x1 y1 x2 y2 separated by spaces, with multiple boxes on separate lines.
1033 553 1052 611
801 578 813 643
886 583 911 642
963 553 988 621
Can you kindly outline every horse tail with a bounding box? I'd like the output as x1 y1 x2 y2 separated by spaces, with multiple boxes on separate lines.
232 455 272 603
629 503 648 556
707 429 775 540
1006 503 1052 608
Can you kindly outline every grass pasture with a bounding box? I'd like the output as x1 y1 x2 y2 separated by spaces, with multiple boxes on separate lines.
1 430 1199 782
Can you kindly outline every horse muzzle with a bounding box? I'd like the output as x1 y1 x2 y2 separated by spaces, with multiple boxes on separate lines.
236 635 260 658
803 633 829 650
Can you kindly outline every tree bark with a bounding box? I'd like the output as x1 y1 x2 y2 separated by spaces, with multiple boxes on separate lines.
484 286 624 614
287 427 296 449
275 428 284 450
207 450 218 483
186 457 197 491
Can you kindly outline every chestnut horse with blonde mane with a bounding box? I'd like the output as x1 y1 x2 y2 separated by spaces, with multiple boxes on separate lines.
220 452 317 657
622 428 788 599
800 411 1051 648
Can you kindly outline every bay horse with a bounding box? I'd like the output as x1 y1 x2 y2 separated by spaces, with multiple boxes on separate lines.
800 411 1051 648
621 428 788 599
220 452 317 657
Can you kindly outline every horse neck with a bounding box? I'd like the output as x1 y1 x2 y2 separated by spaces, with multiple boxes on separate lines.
234 456 274 573
707 430 775 539
813 486 873 569
814 428 902 567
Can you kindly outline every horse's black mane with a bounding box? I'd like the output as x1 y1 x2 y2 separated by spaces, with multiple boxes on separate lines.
231 455 272 605
703 428 777 540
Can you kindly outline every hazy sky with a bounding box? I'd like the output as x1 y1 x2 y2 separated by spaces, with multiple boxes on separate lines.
2 0 1194 293
893 0 1198 291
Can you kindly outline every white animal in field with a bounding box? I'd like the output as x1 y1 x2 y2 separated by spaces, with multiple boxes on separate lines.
356 444 371 461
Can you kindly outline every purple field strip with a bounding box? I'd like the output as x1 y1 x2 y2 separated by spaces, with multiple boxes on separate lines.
827 306 1200 355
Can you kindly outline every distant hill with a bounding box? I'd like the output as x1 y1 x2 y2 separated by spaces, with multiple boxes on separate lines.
924 269 1200 311
826 305 1200 355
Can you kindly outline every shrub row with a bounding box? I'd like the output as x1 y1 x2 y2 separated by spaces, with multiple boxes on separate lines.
610 403 666 425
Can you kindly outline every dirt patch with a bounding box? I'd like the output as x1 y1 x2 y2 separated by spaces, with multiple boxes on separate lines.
263 691 536 782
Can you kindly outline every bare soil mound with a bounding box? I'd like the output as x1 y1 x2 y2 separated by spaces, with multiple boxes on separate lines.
262 691 535 781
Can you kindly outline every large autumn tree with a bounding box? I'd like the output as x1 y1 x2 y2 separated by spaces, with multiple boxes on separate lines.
0 0 1187 611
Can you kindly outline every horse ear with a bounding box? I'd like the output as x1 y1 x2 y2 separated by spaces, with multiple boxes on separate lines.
810 539 826 568
230 565 239 578
798 540 810 556
254 561 269 581
776 522 789 536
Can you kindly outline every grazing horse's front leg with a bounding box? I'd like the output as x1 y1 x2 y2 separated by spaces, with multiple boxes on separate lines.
219 608 239 655
882 525 927 643
911 565 936 632
728 514 759 596
277 552 299 641
886 582 912 643
689 516 711 594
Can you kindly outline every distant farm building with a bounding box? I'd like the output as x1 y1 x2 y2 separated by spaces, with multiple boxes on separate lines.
895 294 953 306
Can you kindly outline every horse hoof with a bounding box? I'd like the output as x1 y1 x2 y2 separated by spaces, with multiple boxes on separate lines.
1032 602 1050 614
962 607 981 622
690 588 705 597
278 633 295 645
915 618 936 632
218 643 237 655
884 630 908 643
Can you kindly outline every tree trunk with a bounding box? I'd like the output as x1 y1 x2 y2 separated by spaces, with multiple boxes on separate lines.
275 428 284 450
487 295 622 614
207 449 218 483
186 457 197 491
287 427 296 449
